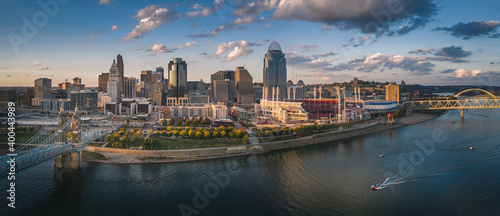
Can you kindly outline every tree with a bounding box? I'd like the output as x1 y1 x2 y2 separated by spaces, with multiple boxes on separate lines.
204 131 211 139
218 126 226 132
195 131 202 139
176 118 183 126
220 130 226 138
264 130 271 137
185 118 190 125
167 126 174 131
228 132 234 138
192 118 198 126
67 131 73 139
185 126 191 131
162 119 168 126
172 130 179 137
204 117 210 125
169 117 175 125
29 126 34 132
188 130 195 138
212 131 219 138
179 130 187 137
161 130 168 136
200 118 206 125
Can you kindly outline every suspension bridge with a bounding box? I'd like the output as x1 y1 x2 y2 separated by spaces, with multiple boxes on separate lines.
0 107 120 179
402 89 500 118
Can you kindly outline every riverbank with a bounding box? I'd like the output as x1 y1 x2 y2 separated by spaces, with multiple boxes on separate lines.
83 112 440 164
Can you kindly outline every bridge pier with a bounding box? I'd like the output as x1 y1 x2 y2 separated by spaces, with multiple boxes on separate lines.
461 108 464 119
54 107 83 170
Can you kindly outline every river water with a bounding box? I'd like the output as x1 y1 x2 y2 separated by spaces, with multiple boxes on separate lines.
2 109 500 216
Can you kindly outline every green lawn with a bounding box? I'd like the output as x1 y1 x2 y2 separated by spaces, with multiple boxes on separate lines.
156 137 245 150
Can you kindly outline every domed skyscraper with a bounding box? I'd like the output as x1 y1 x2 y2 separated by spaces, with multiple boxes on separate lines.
263 41 287 101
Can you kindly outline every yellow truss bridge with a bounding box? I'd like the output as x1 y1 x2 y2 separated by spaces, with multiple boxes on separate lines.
402 89 500 118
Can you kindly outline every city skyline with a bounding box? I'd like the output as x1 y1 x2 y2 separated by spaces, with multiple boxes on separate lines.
1 0 500 87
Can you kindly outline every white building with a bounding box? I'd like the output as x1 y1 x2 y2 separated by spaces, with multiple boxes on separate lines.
98 92 112 108
259 99 308 123
160 104 227 119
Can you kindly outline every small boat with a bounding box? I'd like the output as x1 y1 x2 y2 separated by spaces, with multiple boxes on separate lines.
380 154 384 158
371 183 382 190
470 146 475 150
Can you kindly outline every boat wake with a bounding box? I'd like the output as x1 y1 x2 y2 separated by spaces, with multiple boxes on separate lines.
372 177 408 190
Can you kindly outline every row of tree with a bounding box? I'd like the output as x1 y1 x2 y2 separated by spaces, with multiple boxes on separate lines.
161 116 211 127
153 127 248 140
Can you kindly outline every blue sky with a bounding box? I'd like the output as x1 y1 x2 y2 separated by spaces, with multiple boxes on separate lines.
1 0 500 87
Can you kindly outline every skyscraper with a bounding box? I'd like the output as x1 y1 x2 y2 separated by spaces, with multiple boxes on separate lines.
107 60 120 102
210 70 235 103
263 41 287 101
167 58 187 99
235 66 255 104
123 77 136 98
386 84 400 103
117 54 124 95
34 78 52 99
98 72 109 93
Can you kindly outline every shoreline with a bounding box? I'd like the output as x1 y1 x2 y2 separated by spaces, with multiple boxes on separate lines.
83 112 441 164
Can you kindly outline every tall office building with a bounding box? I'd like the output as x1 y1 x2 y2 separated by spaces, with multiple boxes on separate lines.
123 77 136 98
263 41 287 101
34 78 52 99
167 58 187 99
70 90 98 113
156 67 164 82
98 72 109 93
107 60 120 102
117 54 124 95
140 70 152 83
386 84 400 103
210 70 235 102
235 66 255 104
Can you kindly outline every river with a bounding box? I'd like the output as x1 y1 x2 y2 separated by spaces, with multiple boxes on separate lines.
2 109 500 216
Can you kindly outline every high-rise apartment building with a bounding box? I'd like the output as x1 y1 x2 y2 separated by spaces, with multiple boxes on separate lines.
263 41 287 101
123 77 136 98
386 84 400 103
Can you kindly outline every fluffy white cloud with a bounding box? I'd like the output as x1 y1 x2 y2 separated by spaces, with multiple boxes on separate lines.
30 61 41 66
210 41 259 61
146 44 173 54
110 25 119 31
40 66 49 70
234 0 279 16
123 5 180 41
177 41 196 49
98 0 111 5
454 68 482 78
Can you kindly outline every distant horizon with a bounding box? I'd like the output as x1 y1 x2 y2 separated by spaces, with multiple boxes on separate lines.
1 0 500 87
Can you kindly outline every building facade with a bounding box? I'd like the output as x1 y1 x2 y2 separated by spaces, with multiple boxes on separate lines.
167 58 187 99
263 42 287 101
107 60 120 102
117 54 124 95
386 84 400 103
123 77 136 98
210 70 235 103
235 66 255 105
70 90 98 113
98 72 109 93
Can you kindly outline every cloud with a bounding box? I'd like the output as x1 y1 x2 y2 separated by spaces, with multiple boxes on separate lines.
434 20 500 40
98 0 111 5
40 66 49 70
209 41 259 61
441 69 456 74
30 61 41 66
297 44 317 52
186 7 212 18
133 48 144 52
409 48 435 54
90 30 102 38
177 41 196 49
190 16 260 38
192 3 203 10
123 5 180 41
146 44 173 54
233 0 280 17
273 0 438 36
110 25 119 31
453 68 483 79
0 67 9 70
434 46 472 58
312 52 335 58
359 35 372 43
329 53 436 75
286 52 336 72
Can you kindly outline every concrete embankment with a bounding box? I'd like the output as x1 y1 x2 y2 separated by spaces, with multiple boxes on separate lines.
83 113 440 164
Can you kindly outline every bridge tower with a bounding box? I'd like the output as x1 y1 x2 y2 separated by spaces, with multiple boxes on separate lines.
54 106 83 170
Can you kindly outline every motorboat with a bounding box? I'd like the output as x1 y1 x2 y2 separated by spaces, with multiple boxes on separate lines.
470 146 475 150
380 154 385 158
371 183 382 190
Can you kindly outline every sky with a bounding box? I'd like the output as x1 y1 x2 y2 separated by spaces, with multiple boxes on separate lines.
0 0 499 87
